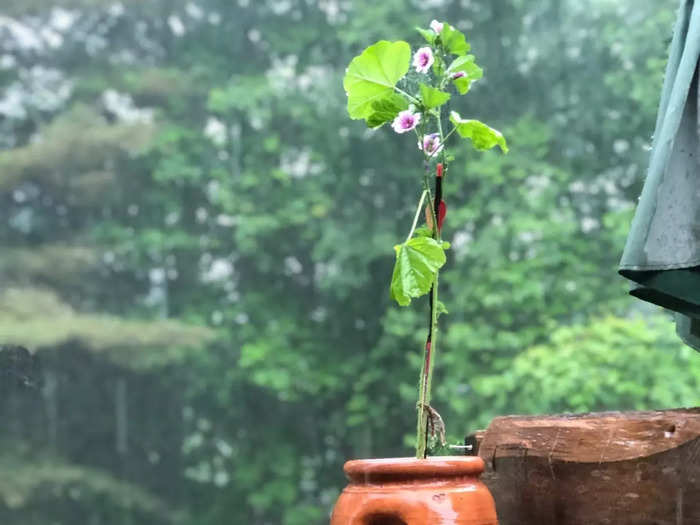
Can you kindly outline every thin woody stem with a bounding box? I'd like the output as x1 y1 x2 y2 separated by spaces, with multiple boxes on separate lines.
416 269 440 459
416 152 444 459
435 126 457 154
394 86 421 105
406 190 428 243
415 92 449 459
436 110 448 167
422 173 437 231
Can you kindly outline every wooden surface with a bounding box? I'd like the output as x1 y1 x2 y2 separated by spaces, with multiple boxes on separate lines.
473 408 700 525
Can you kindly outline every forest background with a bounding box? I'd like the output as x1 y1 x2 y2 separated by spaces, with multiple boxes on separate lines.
1 1 698 524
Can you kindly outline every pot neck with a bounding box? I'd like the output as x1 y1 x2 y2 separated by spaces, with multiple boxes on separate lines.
344 456 485 485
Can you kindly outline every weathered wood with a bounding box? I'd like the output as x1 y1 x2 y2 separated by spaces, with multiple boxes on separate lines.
475 408 700 525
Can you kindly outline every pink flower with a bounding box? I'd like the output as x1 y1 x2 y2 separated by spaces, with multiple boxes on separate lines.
412 47 434 74
418 133 443 157
451 71 465 79
392 110 421 134
430 20 443 34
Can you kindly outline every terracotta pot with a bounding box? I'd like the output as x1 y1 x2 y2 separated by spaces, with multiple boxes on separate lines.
330 456 498 525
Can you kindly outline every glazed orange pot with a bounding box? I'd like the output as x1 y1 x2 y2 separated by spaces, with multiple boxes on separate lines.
330 456 498 525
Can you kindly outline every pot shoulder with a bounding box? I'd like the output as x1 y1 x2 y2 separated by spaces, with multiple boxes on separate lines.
331 457 498 525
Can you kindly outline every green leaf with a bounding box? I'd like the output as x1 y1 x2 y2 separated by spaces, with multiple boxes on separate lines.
390 237 447 306
446 55 478 73
413 226 434 238
440 24 470 56
449 111 509 153
419 84 451 110
436 300 449 318
343 40 411 122
416 27 436 45
453 77 474 95
447 55 483 94
366 93 409 128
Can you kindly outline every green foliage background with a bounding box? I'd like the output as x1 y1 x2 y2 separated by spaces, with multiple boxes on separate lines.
0 0 698 524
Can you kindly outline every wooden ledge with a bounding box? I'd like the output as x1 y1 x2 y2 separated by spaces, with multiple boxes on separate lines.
471 408 700 525
478 408 700 464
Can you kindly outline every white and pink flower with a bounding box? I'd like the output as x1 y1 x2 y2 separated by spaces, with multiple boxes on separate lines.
430 20 444 34
418 133 443 157
451 71 466 79
392 110 421 134
412 47 434 74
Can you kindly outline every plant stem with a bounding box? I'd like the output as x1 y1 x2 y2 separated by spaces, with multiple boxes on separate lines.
422 176 436 227
436 110 449 167
415 156 443 459
394 86 421 105
435 126 457 153
415 82 449 459
415 269 440 459
406 190 428 243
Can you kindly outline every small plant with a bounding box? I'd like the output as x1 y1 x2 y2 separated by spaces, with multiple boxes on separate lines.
343 20 508 459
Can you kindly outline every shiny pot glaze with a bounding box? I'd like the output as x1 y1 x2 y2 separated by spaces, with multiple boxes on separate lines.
330 456 498 525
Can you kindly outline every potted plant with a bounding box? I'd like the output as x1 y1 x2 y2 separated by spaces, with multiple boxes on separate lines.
331 20 507 525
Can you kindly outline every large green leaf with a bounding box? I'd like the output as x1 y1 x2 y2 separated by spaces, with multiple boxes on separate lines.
449 111 509 152
366 93 409 128
440 24 470 56
419 84 451 110
390 237 447 306
343 40 411 121
447 55 483 94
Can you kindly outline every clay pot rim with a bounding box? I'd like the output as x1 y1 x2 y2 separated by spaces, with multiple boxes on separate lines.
344 456 484 484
